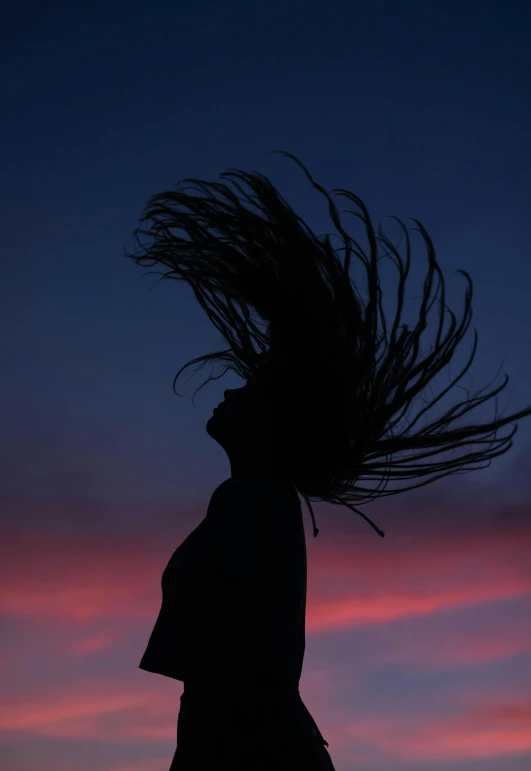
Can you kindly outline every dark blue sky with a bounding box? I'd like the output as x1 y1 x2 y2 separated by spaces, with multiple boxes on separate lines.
1 3 531 770
3 0 530 511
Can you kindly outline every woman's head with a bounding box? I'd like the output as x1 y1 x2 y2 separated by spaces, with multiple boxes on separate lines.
205 373 288 481
126 150 531 537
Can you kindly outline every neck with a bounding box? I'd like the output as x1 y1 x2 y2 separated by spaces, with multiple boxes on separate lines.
229 457 290 485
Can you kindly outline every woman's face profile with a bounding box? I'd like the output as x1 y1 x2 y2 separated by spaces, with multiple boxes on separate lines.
206 375 268 447
206 373 283 479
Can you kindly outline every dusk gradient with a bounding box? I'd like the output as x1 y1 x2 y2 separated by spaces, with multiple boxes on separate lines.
1 2 531 770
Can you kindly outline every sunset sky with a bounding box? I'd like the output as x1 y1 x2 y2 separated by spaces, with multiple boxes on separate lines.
1 2 531 770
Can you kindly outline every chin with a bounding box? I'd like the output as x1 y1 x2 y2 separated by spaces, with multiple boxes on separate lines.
205 413 218 438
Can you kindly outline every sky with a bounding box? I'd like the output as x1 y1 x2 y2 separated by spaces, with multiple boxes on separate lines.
1 1 531 770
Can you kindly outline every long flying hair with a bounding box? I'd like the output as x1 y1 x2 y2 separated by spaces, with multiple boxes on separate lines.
124 151 531 538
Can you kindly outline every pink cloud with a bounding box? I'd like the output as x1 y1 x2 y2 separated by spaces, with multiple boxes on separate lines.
1 506 530 768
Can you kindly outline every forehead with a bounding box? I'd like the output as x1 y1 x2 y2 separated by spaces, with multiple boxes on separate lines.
246 370 268 391
246 373 261 389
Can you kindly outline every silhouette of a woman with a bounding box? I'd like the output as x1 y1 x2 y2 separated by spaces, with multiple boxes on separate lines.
126 151 531 770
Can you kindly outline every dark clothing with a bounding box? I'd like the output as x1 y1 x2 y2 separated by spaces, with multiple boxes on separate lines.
169 680 336 770
139 477 334 769
139 477 306 684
